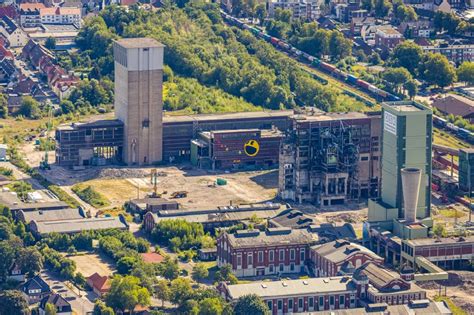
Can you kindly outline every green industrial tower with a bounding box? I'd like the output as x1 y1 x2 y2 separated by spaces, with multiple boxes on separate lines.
367 101 433 239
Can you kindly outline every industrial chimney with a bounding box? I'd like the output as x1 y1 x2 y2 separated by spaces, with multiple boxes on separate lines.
401 168 422 223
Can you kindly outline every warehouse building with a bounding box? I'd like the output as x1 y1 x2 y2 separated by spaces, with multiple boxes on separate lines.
30 216 128 236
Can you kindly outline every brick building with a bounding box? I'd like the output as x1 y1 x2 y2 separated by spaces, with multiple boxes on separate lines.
310 240 383 277
217 228 318 277
191 128 282 170
374 25 404 52
219 263 427 314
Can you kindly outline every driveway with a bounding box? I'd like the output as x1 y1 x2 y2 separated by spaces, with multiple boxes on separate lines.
40 270 96 314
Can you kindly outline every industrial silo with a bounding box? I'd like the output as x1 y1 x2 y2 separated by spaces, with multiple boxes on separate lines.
401 168 422 223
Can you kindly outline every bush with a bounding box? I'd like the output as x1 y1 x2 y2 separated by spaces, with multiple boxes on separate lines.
72 185 110 208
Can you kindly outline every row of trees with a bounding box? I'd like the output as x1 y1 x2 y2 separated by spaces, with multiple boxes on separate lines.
75 4 360 113
390 41 457 88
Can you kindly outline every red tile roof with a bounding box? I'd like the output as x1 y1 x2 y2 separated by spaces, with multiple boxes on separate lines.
86 273 111 293
140 252 164 264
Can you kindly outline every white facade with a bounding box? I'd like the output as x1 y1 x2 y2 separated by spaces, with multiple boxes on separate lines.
270 0 322 20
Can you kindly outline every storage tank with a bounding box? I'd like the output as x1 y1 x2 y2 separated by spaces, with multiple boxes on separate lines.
401 168 422 223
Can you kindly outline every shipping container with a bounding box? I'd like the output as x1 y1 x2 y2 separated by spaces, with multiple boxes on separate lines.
356 79 370 89
320 62 336 72
347 74 358 84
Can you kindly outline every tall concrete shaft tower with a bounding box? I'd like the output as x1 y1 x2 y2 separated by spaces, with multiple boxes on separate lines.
113 38 165 166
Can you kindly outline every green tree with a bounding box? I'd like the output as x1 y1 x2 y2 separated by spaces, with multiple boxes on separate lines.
234 294 270 315
192 263 209 282
420 53 456 88
391 41 424 75
329 31 352 60
404 80 418 99
170 277 193 305
382 67 412 93
93 300 115 315
60 100 75 114
45 37 57 50
158 256 180 280
274 8 292 23
214 264 238 284
457 61 474 85
199 297 224 315
374 0 392 18
105 275 150 312
117 256 138 275
45 302 57 315
74 272 87 288
433 224 447 237
0 290 29 315
255 4 266 25
17 246 43 277
394 4 417 23
0 93 7 118
155 279 171 307
18 96 40 119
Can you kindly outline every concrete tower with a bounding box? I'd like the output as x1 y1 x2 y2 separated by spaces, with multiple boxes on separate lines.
367 101 433 240
113 38 165 166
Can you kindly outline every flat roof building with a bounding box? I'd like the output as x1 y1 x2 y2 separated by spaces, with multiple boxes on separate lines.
30 216 128 235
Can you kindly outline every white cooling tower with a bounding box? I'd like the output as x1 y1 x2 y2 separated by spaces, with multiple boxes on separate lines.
401 168 422 223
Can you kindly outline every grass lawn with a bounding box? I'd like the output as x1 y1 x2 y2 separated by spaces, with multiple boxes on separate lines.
438 208 466 219
72 184 110 208
433 128 470 150
72 178 149 206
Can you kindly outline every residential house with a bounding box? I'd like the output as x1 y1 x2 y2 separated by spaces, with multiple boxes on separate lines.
39 294 72 315
398 20 433 38
0 16 28 48
374 25 404 53
420 42 474 65
269 0 323 21
432 94 474 123
20 3 46 28
310 240 384 277
40 7 81 26
351 16 375 36
0 5 18 20
0 57 17 83
22 275 51 304
30 216 129 236
8 262 26 282
87 272 111 297
217 227 318 277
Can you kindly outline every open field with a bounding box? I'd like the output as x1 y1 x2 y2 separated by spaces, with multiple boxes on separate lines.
59 167 278 210
68 253 115 278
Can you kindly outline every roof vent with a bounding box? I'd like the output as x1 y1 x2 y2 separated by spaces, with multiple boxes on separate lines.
261 284 267 289
282 282 288 287
303 280 308 285
266 227 292 235
323 279 329 284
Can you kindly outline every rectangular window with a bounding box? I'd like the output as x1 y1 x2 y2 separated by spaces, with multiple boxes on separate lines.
258 251 263 263
247 253 253 266
288 299 293 310
267 301 272 310
269 250 274 262
269 264 274 273
278 300 283 310
279 249 285 261
300 250 305 261
330 296 335 305
319 297 324 306
339 295 345 306
298 298 303 309
237 255 242 267
290 249 295 260
279 264 284 272
290 263 295 271
309 297 314 307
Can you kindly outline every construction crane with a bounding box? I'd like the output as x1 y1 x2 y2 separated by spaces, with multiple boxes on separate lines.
40 108 52 170
149 168 160 198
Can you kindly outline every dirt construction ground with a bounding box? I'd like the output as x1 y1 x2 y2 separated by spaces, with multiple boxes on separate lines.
418 271 474 314
67 253 115 278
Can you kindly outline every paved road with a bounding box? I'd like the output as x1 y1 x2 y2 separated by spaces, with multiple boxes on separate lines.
41 270 96 315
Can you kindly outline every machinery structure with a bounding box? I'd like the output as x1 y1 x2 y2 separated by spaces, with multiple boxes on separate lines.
278 111 382 206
